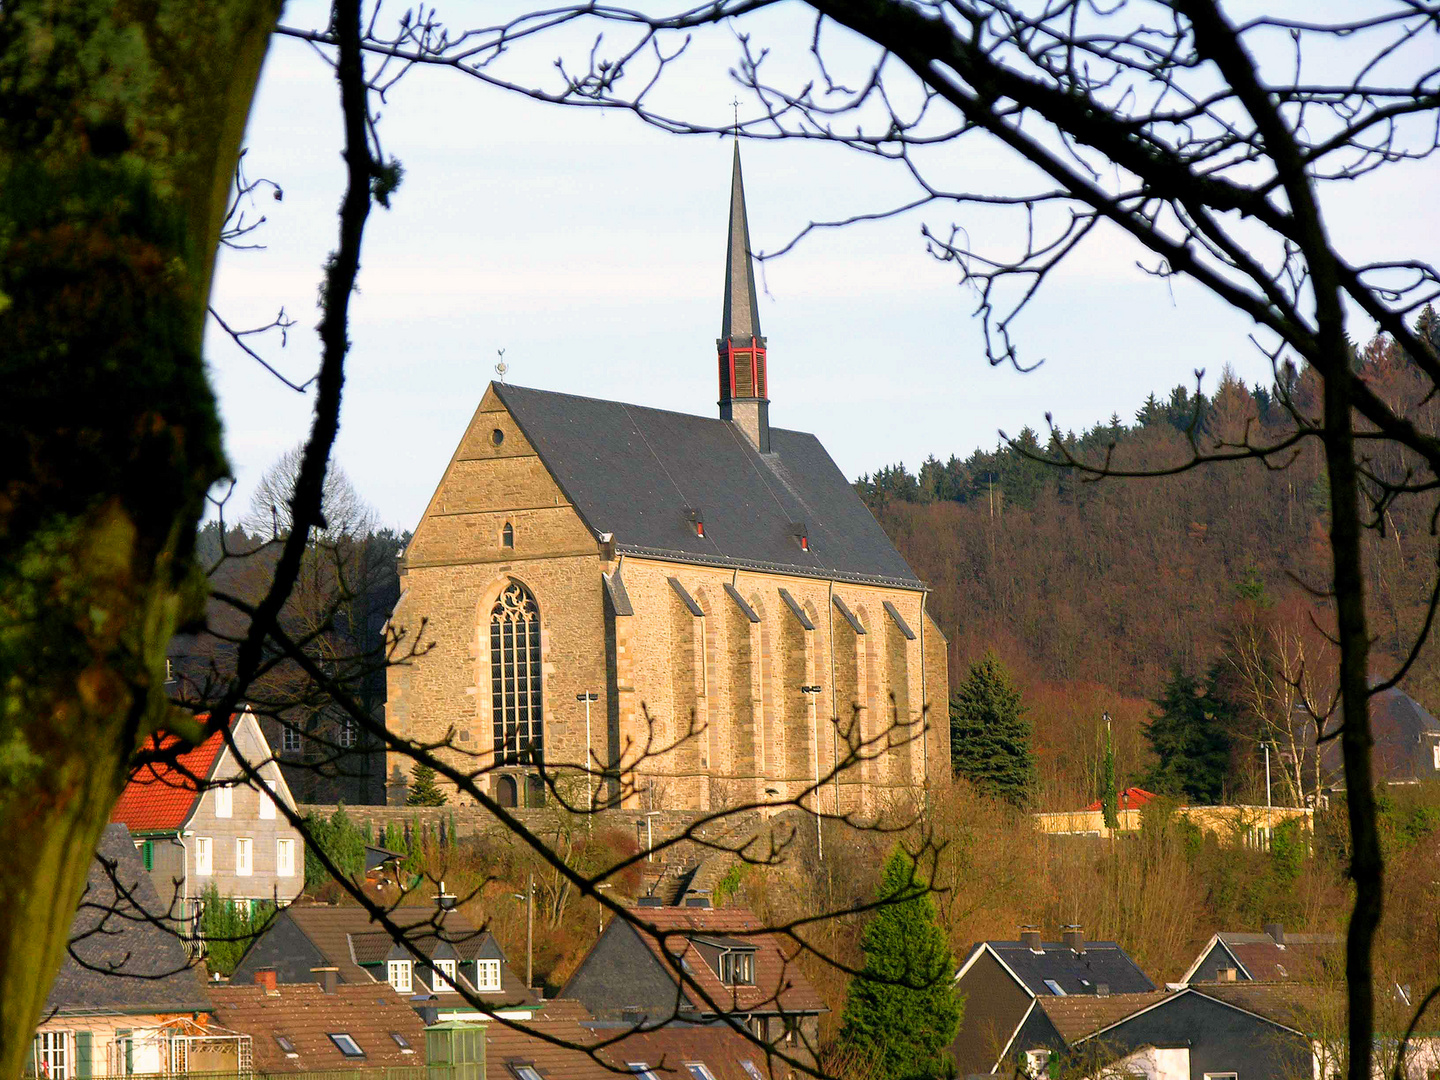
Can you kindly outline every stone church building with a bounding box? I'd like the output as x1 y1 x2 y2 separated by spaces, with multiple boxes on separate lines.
385 147 949 815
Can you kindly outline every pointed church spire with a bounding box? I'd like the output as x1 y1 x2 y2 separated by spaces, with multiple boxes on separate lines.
718 141 770 453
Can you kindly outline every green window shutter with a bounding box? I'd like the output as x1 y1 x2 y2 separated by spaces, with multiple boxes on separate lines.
76 1030 93 1078
25 1036 37 1078
141 841 154 871
116 1029 132 1075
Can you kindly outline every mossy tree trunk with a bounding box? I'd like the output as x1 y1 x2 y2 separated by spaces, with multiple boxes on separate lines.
0 3 281 1073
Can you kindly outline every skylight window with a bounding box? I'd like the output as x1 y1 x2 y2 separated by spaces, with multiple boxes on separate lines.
741 1061 766 1080
274 1035 297 1056
512 1065 545 1080
1043 979 1067 996
329 1033 365 1058
390 1033 412 1053
629 1063 661 1080
687 1064 717 1080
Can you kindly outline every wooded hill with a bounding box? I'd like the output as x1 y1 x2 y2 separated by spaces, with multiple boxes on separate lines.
861 314 1440 806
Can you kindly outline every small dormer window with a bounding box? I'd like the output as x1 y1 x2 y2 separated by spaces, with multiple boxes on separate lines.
720 950 755 986
790 521 809 552
502 522 514 549
686 508 705 538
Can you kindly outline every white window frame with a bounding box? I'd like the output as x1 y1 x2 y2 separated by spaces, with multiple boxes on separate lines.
339 717 357 749
629 1065 660 1080
276 838 295 878
38 1031 69 1079
433 958 457 992
282 725 302 753
1042 979 1067 996
476 958 502 992
1025 1050 1051 1078
687 1064 717 1080
236 837 253 877
388 960 413 994
214 784 232 818
259 778 276 820
1432 741 1440 770
195 837 212 877
1203 1074 1238 1080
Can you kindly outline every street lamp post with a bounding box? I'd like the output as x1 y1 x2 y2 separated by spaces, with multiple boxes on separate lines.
511 872 534 989
801 685 823 860
596 882 612 937
577 692 599 815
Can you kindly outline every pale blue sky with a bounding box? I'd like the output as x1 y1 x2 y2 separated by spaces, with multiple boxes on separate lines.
204 3 1438 531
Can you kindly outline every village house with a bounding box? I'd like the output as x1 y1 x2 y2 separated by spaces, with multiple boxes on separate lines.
108 708 304 926
949 928 1156 1076
561 901 825 1061
1180 922 1342 985
230 903 539 1020
29 824 250 1078
385 145 949 817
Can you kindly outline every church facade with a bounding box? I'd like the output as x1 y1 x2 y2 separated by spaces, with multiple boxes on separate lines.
385 147 948 815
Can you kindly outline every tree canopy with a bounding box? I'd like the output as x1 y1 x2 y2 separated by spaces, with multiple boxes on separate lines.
1142 668 1235 805
949 652 1035 806
838 848 962 1080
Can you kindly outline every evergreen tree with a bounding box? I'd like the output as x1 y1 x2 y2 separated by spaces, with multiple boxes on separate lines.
406 763 448 806
1141 667 1234 804
839 848 962 1080
1100 715 1119 830
949 652 1035 806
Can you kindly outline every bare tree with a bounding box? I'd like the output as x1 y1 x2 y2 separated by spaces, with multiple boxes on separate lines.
264 2 1440 1075
241 443 378 542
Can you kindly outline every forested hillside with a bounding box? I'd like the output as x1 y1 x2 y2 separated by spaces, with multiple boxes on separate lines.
863 314 1440 805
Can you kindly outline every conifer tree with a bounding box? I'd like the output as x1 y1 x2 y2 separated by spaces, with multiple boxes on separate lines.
1100 714 1119 830
1141 667 1234 804
407 763 448 806
949 652 1035 806
839 848 962 1080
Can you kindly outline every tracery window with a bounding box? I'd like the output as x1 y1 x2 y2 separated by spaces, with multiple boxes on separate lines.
491 582 542 765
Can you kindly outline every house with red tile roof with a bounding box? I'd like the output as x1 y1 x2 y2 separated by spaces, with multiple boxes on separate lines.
110 707 304 924
560 902 824 1064
1179 923 1342 985
209 981 427 1073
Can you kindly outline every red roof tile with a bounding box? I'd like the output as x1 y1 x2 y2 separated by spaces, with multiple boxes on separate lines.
623 906 826 1017
209 983 427 1073
1082 787 1158 812
111 726 226 834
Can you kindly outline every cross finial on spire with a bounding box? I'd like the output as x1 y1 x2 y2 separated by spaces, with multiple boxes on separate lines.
731 97 740 137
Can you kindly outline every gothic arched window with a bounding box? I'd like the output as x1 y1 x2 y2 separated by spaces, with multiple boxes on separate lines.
491 582 542 765
502 522 514 549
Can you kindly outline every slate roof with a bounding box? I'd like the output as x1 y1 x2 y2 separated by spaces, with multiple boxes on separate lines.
492 384 922 590
977 940 1156 996
110 727 226 834
256 905 536 1006
209 983 427 1073
46 824 212 1015
621 906 826 1017
1033 991 1173 1042
1321 685 1440 784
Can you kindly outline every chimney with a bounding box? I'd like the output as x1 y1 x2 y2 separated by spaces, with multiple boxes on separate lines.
1264 922 1285 946
684 896 712 909
311 966 339 994
1219 967 1238 982
637 896 664 908
253 967 278 994
1062 926 1085 953
1020 927 1043 952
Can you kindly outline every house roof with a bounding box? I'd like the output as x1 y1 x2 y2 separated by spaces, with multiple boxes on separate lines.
977 940 1156 996
1321 685 1440 783
268 905 536 1007
109 726 227 834
485 1017 609 1080
1082 787 1158 813
1188 983 1331 1033
46 824 213 1015
1033 991 1174 1042
209 982 427 1073
616 905 826 1017
492 384 922 590
1181 930 1343 983
600 1024 785 1080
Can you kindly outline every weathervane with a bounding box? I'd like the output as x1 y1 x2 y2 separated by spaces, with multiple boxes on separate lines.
495 348 508 384
732 97 740 138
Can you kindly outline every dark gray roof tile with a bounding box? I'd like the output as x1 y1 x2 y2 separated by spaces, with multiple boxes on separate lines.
494 384 921 589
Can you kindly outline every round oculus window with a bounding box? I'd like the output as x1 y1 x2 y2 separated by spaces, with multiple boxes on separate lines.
491 428 505 446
